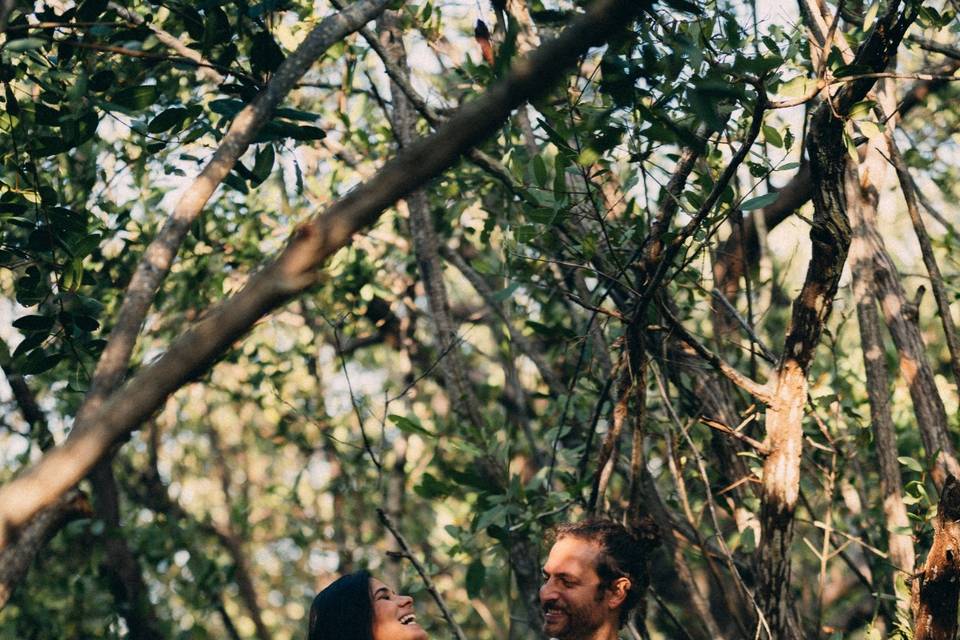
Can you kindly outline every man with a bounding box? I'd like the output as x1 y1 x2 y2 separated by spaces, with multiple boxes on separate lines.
539 519 648 640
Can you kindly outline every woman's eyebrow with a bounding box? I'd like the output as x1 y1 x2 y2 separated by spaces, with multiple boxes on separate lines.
374 587 390 598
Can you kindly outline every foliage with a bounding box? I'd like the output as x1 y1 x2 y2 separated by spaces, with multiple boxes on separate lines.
0 0 959 638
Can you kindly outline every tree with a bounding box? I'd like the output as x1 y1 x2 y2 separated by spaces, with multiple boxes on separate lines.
1 0 959 637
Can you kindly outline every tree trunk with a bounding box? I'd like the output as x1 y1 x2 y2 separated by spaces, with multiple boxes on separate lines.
846 121 915 616
912 475 960 640
757 98 852 640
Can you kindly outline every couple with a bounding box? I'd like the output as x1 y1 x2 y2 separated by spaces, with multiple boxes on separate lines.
308 519 646 640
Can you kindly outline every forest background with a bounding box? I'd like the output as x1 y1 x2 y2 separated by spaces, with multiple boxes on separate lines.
0 0 959 638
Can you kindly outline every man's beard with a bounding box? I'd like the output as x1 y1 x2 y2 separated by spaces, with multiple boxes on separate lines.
542 599 606 640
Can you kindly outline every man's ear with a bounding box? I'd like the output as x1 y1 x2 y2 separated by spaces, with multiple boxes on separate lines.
607 577 631 609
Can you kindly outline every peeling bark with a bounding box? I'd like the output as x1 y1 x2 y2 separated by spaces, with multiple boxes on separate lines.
713 65 956 331
866 204 959 486
846 124 914 610
912 475 960 640
755 3 917 635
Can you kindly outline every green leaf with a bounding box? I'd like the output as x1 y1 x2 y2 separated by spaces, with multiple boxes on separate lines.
12 315 55 332
466 559 486 598
740 192 779 211
147 107 190 134
273 107 321 122
250 31 285 76
762 124 783 148
18 351 60 375
533 154 547 188
843 129 859 163
209 99 246 117
776 162 801 171
6 38 47 52
77 0 108 20
89 70 116 93
255 122 326 142
109 85 159 111
898 456 924 473
414 473 450 499
223 171 249 194
858 120 883 140
388 414 435 438
251 145 275 185
491 282 520 303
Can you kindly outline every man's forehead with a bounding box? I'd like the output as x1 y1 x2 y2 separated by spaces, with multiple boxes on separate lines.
544 535 602 574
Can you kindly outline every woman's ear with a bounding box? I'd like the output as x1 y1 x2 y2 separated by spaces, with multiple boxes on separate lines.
607 577 631 609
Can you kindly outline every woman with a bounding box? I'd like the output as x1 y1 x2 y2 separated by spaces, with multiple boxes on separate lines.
308 570 428 640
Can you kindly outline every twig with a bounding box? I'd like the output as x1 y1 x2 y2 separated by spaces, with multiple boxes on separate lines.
326 315 382 470
658 301 773 404
709 289 777 363
700 417 769 454
377 509 469 640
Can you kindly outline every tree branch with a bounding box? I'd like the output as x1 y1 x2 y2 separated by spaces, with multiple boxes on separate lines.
378 508 468 640
0 0 647 552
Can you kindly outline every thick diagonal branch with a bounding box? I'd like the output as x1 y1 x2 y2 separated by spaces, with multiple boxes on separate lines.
0 0 646 554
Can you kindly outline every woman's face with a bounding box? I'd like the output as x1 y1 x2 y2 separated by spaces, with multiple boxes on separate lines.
369 578 428 640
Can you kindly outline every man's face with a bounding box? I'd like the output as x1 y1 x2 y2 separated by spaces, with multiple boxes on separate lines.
539 536 610 639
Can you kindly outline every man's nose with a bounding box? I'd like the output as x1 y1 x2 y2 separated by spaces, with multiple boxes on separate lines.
539 580 557 602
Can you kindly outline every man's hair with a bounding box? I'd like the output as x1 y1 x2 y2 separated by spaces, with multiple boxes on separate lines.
554 519 649 627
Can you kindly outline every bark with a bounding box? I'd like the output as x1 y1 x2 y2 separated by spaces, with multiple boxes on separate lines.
887 140 960 393
867 206 959 486
713 65 957 326
754 4 916 636
912 475 960 640
72 0 393 439
855 73 915 578
379 10 546 636
108 2 225 84
90 461 164 640
0 0 394 590
846 136 914 601
0 0 646 550
712 163 812 329
121 454 258 640
378 12 484 432
0 337 53 450
758 66 851 640
0 490 91 609
443 246 566 397
383 435 408 590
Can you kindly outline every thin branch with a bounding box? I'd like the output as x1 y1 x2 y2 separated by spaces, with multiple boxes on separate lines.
49 39 256 86
658 302 772 404
108 2 226 84
709 289 777 364
908 36 960 62
700 417 769 454
378 508 468 640
326 315 382 470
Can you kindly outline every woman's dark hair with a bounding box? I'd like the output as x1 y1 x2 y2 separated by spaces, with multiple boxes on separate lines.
308 570 374 640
